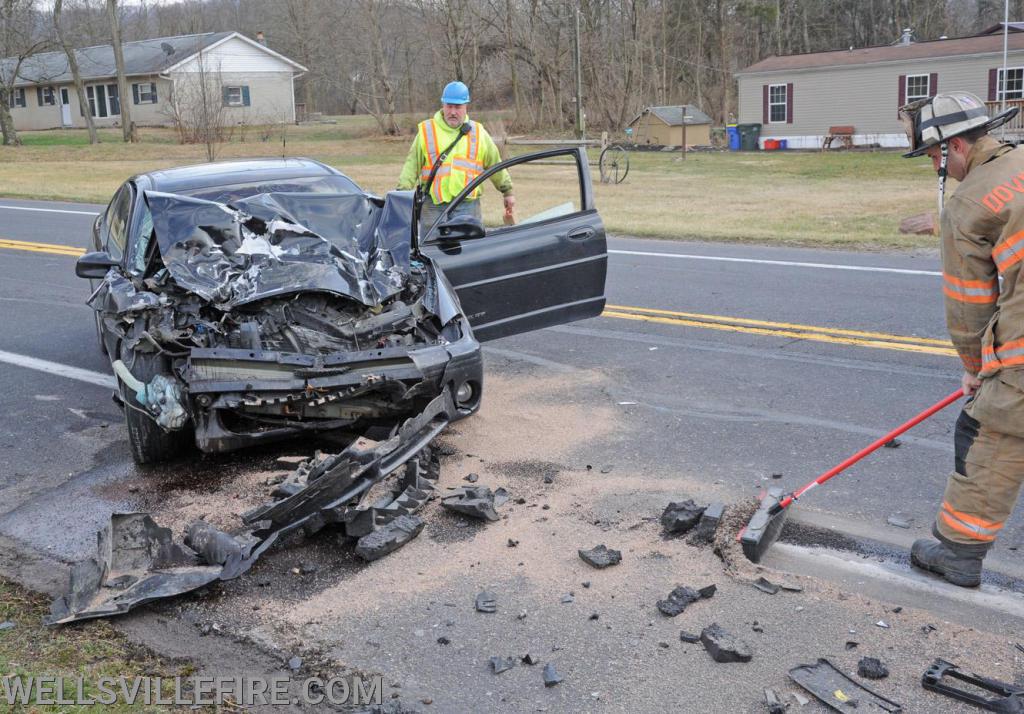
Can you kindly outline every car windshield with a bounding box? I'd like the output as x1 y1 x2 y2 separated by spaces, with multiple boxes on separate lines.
180 175 361 203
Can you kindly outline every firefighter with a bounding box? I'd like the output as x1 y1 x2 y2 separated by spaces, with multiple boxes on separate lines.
900 91 1021 587
398 81 515 232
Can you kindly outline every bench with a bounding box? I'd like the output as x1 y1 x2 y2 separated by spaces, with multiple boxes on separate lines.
822 125 855 150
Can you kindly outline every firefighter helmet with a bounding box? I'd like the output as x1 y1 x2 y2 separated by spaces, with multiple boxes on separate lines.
900 91 1017 157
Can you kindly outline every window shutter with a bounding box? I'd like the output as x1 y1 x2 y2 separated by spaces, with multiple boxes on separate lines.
762 84 768 124
929 72 938 96
132 83 139 105
242 86 251 106
222 86 231 106
990 68 998 101
898 75 906 108
786 82 793 124
36 86 42 106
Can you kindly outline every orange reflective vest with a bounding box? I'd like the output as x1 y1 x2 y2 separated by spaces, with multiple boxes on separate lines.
418 116 485 204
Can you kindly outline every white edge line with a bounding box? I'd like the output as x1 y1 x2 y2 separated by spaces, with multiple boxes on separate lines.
0 205 99 216
608 249 942 276
0 349 115 389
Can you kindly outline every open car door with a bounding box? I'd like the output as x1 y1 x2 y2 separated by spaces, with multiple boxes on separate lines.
422 146 607 342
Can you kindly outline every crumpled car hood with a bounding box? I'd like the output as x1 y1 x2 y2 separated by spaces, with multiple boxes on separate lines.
146 190 414 309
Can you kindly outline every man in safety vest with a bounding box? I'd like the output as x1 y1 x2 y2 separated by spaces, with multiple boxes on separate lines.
900 91 1021 587
398 81 515 232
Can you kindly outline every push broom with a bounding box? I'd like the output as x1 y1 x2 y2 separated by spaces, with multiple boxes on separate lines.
739 387 965 563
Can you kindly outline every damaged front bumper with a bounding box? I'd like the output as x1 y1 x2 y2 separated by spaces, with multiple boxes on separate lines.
48 390 457 625
185 330 481 453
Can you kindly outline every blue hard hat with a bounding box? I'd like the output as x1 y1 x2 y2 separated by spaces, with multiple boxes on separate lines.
441 81 470 105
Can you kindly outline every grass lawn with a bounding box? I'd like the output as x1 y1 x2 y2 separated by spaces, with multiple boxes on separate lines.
0 117 940 250
0 578 203 712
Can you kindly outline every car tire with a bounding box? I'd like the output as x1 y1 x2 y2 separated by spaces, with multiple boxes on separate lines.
118 346 193 465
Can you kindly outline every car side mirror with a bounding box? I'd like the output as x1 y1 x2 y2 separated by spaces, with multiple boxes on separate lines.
436 216 485 241
75 251 119 279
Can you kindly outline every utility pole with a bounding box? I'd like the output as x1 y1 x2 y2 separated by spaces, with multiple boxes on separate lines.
573 8 584 141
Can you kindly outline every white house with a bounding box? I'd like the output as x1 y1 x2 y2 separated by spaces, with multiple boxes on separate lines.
1 31 307 131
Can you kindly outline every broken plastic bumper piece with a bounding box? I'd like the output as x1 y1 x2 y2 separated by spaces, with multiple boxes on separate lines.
922 659 1024 713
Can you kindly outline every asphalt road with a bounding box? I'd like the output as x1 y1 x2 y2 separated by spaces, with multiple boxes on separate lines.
0 196 1018 712
0 197 1006 560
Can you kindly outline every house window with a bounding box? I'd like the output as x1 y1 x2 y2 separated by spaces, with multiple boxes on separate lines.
132 82 157 104
86 83 120 118
223 85 249 107
905 74 930 103
999 67 1024 100
7 88 26 109
37 86 56 106
768 84 787 123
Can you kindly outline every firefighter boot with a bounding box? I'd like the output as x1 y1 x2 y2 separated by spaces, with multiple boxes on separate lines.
910 538 988 588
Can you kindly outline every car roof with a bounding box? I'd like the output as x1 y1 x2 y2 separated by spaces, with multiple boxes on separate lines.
139 158 346 193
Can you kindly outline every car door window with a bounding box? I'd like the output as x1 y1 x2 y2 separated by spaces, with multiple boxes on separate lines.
104 184 133 261
132 202 154 274
434 149 585 239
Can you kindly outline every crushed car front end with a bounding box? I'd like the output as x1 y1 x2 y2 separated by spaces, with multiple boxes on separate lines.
86 181 482 458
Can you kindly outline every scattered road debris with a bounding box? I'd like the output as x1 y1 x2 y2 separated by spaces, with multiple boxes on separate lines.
489 656 515 674
876 620 890 629
661 499 706 535
542 663 563 687
475 591 497 614
752 576 780 595
883 437 902 448
437 637 450 645
845 641 859 650
561 593 575 604
656 584 715 617
700 623 752 663
886 514 912 529
578 544 622 569
857 657 890 680
49 393 458 624
764 688 785 714
792 691 810 706
789 659 901 712
442 486 502 521
687 502 725 545
0 621 14 631
355 514 425 561
521 654 539 665
47 513 275 625
679 631 700 644
464 473 479 483
287 656 302 672
507 539 519 548
921 658 1024 711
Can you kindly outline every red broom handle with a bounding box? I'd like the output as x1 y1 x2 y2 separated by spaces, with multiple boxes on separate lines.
776 388 965 512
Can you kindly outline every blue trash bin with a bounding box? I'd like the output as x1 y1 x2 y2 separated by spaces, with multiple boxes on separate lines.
727 125 740 151
779 139 788 150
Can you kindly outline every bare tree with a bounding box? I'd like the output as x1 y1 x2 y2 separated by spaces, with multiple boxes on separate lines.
106 0 136 141
0 0 50 146
162 44 227 160
54 0 98 144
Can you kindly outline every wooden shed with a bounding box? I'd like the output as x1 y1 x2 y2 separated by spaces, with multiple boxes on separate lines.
627 105 713 147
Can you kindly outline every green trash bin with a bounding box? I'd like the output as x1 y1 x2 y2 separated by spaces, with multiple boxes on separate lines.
737 123 762 151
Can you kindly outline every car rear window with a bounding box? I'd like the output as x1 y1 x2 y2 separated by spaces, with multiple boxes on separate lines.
180 175 361 203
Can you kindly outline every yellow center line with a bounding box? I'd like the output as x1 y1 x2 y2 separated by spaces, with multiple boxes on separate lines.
602 310 958 358
607 303 952 347
0 238 85 257
0 237 954 358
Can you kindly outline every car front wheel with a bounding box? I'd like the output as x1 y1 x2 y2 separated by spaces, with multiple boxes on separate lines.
118 347 193 465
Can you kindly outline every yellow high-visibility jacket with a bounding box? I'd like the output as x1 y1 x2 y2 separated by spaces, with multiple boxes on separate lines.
398 111 512 204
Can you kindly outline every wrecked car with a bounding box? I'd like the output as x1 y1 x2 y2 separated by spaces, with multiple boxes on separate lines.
76 150 607 464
